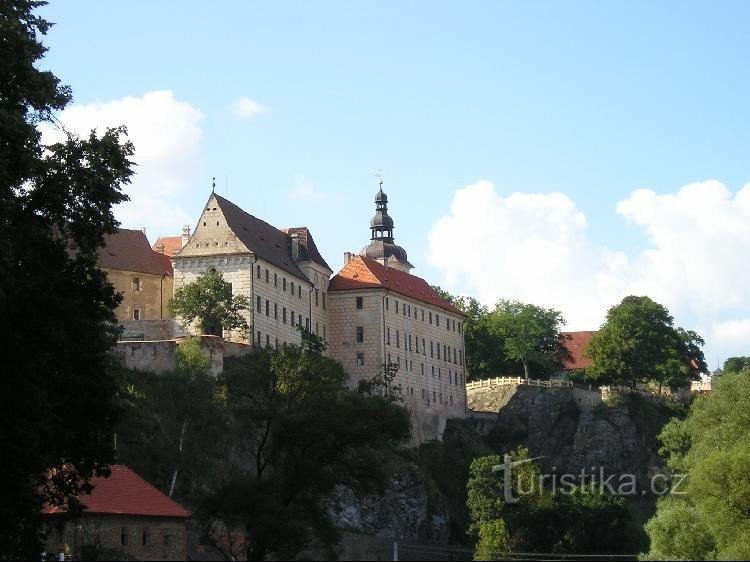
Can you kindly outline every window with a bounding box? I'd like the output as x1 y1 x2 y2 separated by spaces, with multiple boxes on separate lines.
265 269 269 283
396 330 400 348
408 334 412 351
385 297 389 310
432 366 435 376
257 331 261 345
274 273 278 286
316 322 319 335
266 334 270 347
421 363 425 375
415 338 419 353
120 527 128 546
395 300 399 313
397 356 401 367
422 338 426 354
421 388 426 400
403 305 407 316
283 307 287 324
356 326 364 343
439 368 442 379
323 293 326 310
443 344 447 361
298 286 301 299
460 350 463 365
256 296 261 312
291 311 295 325
430 341 434 357
414 308 417 319
436 314 440 327
275 338 279 348
315 290 319 307
283 278 287 291
323 325 326 340
357 353 364 366
163 530 171 547
131 277 141 291
356 296 363 309
437 344 441 360
132 309 140 321
447 320 450 331
454 348 457 364
256 264 261 278
429 312 433 324
142 527 151 546
421 309 425 321
433 391 437 403
265 299 269 316
387 327 391 345
291 281 295 295
274 303 278 320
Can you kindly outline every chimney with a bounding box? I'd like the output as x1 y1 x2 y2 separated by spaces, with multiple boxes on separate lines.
141 227 147 236
344 251 354 264
181 225 190 248
155 243 165 254
290 232 300 262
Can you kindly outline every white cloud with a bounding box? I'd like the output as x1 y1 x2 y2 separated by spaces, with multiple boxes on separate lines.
39 90 201 236
427 180 750 362
287 174 320 201
230 97 268 119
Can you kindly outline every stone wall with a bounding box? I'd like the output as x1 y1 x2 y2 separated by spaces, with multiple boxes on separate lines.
119 319 177 341
104 268 173 323
44 514 187 561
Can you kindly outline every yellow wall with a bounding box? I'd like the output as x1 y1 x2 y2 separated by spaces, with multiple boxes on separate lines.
104 268 173 321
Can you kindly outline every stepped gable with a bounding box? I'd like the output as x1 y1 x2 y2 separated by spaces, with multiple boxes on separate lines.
213 194 307 280
329 255 463 316
562 330 595 370
42 465 190 518
282 226 332 272
98 228 172 276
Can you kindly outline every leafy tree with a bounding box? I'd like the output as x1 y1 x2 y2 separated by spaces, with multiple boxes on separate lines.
586 296 706 389
358 361 402 401
170 269 251 338
0 2 134 557
468 449 633 559
723 356 750 374
488 300 570 379
202 332 410 561
644 369 750 560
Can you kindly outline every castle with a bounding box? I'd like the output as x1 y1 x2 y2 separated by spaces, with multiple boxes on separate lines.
109 184 467 441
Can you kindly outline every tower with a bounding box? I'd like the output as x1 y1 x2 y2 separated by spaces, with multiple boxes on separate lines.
359 181 414 272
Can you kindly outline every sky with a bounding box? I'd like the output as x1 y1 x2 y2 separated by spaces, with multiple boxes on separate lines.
38 1 750 367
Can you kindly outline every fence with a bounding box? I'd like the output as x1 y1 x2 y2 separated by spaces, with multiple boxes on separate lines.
466 376 573 391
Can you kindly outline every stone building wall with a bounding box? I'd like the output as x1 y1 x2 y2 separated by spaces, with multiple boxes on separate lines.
328 288 467 442
44 514 188 561
104 268 173 322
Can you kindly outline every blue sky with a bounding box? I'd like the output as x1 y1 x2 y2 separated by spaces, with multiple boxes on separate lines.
39 1 750 365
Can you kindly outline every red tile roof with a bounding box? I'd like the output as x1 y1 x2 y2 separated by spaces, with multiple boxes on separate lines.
562 331 596 370
329 255 464 316
42 465 190 518
153 235 183 256
98 229 173 276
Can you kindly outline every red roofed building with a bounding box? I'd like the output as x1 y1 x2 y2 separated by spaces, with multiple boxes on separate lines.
43 465 190 560
97 228 174 331
327 185 467 442
561 330 596 371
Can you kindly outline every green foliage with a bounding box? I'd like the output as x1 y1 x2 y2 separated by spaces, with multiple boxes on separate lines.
586 296 706 389
116 343 230 504
723 356 750 374
644 371 750 559
202 341 411 560
170 270 251 337
467 449 633 557
489 300 570 379
1 1 134 557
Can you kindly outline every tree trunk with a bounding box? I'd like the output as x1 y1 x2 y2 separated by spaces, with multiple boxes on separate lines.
522 359 529 380
169 417 189 497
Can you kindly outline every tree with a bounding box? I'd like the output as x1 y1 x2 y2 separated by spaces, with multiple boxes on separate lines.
644 369 750 559
432 287 522 380
201 331 410 560
585 296 706 389
1 2 134 557
170 269 251 338
723 356 750 374
358 361 402 401
488 300 570 379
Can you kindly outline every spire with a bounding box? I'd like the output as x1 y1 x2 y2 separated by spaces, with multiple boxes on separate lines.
212 176 216 193
370 176 393 241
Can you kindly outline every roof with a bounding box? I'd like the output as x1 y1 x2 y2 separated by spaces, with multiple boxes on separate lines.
282 227 332 272
98 229 173 276
153 235 183 256
562 331 596 370
42 465 190 518
212 194 308 279
329 255 464 315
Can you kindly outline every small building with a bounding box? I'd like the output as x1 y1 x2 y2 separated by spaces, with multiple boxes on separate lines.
42 465 190 561
97 228 174 330
557 330 596 378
